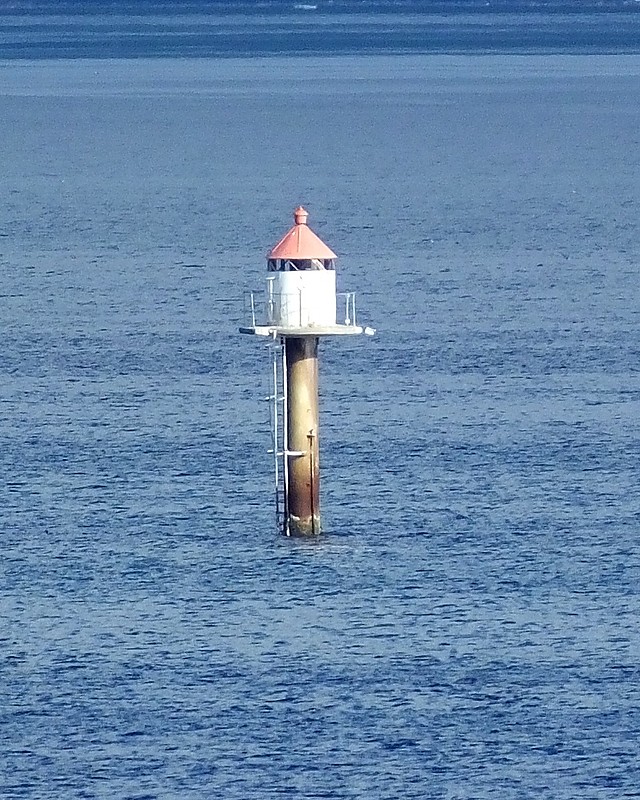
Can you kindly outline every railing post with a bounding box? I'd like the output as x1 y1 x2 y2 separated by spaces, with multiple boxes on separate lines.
266 276 275 324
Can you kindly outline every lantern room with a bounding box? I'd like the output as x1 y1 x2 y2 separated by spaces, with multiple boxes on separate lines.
266 206 337 328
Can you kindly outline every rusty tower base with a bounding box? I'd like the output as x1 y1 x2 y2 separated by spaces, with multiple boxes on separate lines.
285 336 321 536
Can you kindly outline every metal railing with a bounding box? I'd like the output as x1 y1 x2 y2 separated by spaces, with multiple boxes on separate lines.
243 289 359 329
243 290 259 327
337 292 357 326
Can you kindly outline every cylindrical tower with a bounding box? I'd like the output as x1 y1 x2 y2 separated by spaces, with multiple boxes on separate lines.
285 335 320 536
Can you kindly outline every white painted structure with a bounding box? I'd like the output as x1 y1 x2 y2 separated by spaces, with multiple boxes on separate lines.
240 206 373 337
266 269 337 328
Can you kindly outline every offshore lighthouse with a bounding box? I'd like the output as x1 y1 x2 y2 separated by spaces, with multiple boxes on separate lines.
240 206 374 536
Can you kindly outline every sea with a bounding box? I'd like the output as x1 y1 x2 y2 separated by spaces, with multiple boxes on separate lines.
2 2 640 798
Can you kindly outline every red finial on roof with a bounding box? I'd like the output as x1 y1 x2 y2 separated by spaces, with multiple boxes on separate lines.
294 206 309 225
268 207 338 261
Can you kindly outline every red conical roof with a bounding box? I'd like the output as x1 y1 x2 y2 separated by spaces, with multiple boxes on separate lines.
268 206 337 260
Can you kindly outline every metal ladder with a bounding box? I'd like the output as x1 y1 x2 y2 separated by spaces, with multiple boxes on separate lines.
267 334 290 536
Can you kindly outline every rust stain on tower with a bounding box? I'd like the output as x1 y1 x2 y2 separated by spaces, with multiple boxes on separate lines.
240 207 374 536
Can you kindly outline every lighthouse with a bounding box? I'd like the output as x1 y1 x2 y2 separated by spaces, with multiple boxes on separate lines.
240 206 374 536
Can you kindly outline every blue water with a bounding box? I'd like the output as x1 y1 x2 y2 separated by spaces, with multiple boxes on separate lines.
2 8 640 798
1 1 640 58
